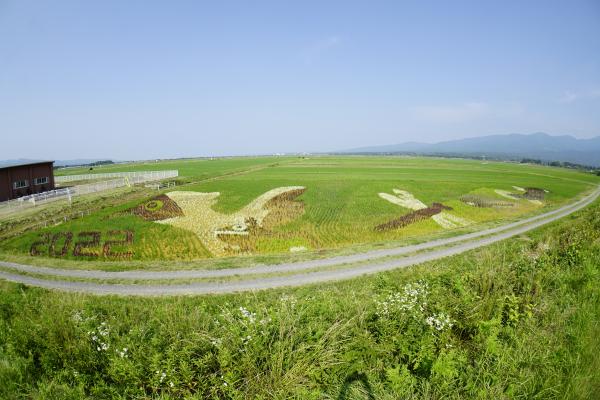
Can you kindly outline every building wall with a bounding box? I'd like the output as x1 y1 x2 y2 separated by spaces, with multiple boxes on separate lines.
0 169 9 202
0 162 55 202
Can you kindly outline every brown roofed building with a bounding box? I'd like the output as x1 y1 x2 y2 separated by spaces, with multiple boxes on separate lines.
0 161 55 202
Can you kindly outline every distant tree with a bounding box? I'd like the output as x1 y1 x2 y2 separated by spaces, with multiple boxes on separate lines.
520 158 542 165
89 160 114 166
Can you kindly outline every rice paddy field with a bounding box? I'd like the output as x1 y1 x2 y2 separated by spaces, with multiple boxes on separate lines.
1 156 598 267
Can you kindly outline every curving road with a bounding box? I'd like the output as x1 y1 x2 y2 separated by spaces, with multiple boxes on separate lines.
0 186 598 296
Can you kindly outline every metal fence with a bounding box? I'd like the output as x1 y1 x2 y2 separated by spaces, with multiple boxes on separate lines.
0 188 74 213
0 170 179 217
144 181 177 191
55 170 178 183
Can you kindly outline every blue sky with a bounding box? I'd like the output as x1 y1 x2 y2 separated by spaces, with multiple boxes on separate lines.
1 0 599 160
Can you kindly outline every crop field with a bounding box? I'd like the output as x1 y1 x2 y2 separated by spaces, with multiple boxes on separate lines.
1 156 598 265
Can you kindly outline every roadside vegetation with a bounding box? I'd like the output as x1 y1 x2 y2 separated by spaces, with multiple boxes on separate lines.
1 196 599 398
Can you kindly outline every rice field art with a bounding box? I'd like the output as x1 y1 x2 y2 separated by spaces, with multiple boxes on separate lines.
2 156 598 262
130 195 184 221
376 189 472 230
154 187 306 256
494 185 548 205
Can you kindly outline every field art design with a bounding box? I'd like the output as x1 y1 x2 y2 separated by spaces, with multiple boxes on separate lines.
154 187 306 256
377 189 473 229
1 156 598 263
129 194 184 221
29 230 134 259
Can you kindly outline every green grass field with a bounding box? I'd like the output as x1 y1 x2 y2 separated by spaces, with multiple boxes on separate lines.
54 157 279 181
1 156 598 265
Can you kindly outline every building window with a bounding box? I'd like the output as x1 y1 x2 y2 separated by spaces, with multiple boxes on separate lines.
13 180 29 189
33 177 48 185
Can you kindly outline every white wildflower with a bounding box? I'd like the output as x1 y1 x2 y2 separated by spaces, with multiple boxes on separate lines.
376 281 429 317
239 307 256 323
89 323 110 352
425 312 454 331
279 294 297 308
71 311 83 323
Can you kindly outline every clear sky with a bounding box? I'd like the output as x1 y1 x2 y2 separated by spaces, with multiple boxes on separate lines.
1 1 599 160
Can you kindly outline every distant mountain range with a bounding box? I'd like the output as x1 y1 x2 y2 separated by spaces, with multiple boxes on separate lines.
0 159 116 168
3 133 599 169
341 133 600 167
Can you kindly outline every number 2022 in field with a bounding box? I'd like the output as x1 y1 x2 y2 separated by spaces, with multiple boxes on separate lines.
30 230 134 259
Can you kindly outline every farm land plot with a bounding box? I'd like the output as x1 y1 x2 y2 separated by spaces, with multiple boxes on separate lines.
53 156 279 183
1 156 598 263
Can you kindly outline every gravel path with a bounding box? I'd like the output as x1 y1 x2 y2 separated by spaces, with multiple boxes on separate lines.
0 187 597 296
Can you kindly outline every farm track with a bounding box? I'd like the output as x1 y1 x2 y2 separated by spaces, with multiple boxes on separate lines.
180 162 277 187
0 186 598 296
